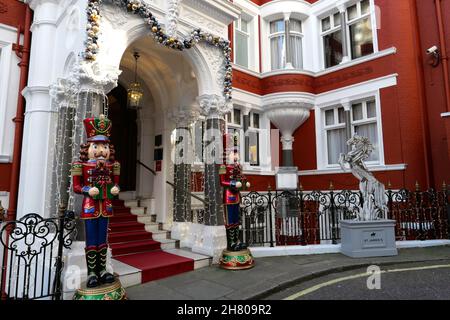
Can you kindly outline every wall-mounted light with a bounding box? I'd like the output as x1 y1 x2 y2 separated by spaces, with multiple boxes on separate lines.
426 45 441 68
127 51 144 109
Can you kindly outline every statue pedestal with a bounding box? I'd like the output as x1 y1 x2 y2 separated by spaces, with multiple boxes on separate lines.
73 278 127 300
219 249 255 270
340 220 398 258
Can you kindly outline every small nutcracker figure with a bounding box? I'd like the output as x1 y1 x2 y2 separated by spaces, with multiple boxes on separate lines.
219 133 254 270
71 114 120 288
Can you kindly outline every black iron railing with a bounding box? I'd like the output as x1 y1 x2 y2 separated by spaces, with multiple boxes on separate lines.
0 207 76 300
240 187 449 247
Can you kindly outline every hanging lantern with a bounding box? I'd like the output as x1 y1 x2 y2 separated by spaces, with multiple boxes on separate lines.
127 52 144 109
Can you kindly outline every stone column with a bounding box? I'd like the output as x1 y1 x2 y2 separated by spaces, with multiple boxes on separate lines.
191 94 230 262
17 0 60 218
169 107 199 243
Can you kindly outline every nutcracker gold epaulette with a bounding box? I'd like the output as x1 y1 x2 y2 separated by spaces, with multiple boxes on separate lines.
71 163 83 176
219 164 226 175
113 161 121 175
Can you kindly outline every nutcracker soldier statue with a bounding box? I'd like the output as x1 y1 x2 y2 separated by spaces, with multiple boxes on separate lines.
219 133 255 270
71 114 127 300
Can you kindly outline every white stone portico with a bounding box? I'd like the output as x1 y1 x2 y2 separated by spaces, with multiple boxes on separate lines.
17 0 240 286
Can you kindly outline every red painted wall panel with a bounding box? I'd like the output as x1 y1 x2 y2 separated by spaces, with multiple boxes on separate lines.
0 0 26 28
0 164 12 191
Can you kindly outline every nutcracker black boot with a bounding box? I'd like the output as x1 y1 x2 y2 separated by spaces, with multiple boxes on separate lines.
233 225 247 251
226 227 235 251
97 244 115 284
85 247 99 288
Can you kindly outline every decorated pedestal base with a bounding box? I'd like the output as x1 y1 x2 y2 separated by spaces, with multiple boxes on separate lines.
219 249 255 270
73 277 127 300
340 219 398 258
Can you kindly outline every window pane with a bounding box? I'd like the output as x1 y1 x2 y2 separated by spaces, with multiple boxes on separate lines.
347 4 358 20
235 32 249 68
361 0 370 15
355 123 379 161
367 100 376 118
323 30 343 68
271 35 285 70
249 131 259 166
322 17 331 32
233 109 241 125
352 103 363 121
338 107 346 124
289 35 303 69
325 109 335 126
226 112 231 123
270 19 284 34
253 113 260 128
349 18 374 59
334 12 341 27
290 19 302 33
327 128 347 164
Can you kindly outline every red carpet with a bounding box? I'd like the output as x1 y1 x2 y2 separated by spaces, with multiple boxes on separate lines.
109 199 194 283
114 250 194 282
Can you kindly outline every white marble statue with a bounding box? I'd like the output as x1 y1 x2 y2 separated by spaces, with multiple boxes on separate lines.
338 135 388 221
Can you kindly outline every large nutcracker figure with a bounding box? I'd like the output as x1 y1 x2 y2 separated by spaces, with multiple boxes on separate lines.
71 114 121 289
219 133 255 270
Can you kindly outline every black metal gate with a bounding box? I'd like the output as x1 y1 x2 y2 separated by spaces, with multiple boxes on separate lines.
0 207 76 300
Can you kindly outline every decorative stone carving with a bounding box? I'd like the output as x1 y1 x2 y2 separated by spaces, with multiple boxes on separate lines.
339 135 388 221
72 61 122 94
166 0 182 38
102 2 131 27
197 94 230 118
182 8 224 36
168 105 200 127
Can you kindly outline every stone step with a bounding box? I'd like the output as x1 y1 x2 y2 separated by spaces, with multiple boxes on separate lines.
138 216 155 225
124 200 139 208
151 230 169 241
158 238 178 250
131 207 146 215
140 199 155 215
164 248 211 270
145 223 161 233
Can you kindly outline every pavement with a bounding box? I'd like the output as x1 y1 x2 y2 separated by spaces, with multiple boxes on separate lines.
125 245 450 300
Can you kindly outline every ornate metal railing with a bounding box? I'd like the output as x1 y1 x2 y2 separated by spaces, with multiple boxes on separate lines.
0 208 76 300
240 186 449 247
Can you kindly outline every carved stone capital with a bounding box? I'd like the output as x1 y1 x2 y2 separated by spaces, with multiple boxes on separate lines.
197 94 231 118
168 105 200 127
281 134 295 151
72 61 122 94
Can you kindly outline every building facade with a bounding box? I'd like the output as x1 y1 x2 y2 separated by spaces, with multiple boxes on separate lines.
0 0 449 294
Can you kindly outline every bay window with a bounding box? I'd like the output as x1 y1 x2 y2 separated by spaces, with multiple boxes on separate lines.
269 18 303 70
321 0 375 69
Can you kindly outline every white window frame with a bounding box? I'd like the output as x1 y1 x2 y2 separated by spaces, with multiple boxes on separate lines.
345 0 377 60
247 111 261 167
234 16 251 69
318 0 379 70
287 18 304 69
316 91 385 170
269 18 286 71
320 11 343 69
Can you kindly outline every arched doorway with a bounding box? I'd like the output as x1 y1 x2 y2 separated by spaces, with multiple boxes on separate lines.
107 84 138 192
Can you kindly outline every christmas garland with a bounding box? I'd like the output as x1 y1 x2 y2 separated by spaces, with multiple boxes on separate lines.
85 0 233 103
